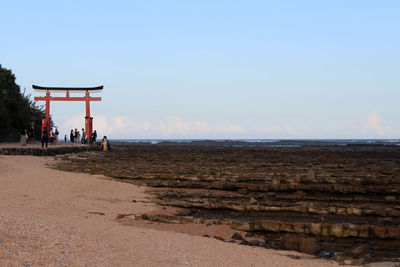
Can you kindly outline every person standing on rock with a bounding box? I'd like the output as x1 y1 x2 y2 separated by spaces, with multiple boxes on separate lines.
20 129 28 146
91 130 97 144
101 136 111 151
81 128 86 144
50 130 54 144
70 129 74 143
41 127 49 148
54 128 59 145
77 130 81 144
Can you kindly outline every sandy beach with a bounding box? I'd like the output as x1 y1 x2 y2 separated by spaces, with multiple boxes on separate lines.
0 154 342 266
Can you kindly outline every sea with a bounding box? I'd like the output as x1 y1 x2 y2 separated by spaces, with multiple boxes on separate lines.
108 139 400 147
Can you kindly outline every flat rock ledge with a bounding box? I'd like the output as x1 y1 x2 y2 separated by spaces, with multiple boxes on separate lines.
0 145 99 156
52 145 400 263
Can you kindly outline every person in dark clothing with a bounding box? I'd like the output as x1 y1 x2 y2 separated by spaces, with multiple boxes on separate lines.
80 128 85 144
91 130 97 144
41 127 48 148
54 128 59 145
70 129 74 143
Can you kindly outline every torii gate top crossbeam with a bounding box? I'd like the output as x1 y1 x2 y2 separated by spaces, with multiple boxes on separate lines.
33 85 103 93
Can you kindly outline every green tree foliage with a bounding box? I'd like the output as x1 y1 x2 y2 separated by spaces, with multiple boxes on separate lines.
0 64 45 141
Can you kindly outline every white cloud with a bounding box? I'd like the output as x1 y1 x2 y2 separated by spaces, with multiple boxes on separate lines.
255 126 281 135
152 117 244 137
60 114 314 139
216 124 245 134
253 125 313 138
143 121 150 131
93 116 109 135
284 125 297 135
63 115 247 138
361 111 393 137
63 113 85 132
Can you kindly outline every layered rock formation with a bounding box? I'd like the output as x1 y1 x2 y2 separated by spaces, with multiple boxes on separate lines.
52 144 400 263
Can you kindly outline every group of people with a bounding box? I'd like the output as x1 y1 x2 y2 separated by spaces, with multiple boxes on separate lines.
19 127 41 146
69 128 97 144
40 127 59 148
20 127 59 148
40 127 60 148
20 125 106 150
67 129 110 151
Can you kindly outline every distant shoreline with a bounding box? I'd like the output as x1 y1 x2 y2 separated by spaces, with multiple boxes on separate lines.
109 138 400 147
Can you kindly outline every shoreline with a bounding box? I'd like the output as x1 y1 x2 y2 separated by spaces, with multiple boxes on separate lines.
0 142 99 156
0 155 341 266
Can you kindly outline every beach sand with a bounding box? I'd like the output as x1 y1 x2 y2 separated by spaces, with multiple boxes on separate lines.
0 155 342 266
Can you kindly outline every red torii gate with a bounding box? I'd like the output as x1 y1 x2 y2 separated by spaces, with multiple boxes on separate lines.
33 85 103 140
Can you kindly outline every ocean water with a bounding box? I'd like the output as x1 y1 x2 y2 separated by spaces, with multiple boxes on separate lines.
109 139 400 147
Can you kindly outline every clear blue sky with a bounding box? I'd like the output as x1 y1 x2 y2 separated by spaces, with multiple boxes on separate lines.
1 1 399 139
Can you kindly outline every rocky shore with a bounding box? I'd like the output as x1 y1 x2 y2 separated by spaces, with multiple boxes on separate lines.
0 144 99 156
52 144 400 264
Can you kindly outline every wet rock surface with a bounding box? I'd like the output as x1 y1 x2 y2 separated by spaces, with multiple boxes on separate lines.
51 144 400 263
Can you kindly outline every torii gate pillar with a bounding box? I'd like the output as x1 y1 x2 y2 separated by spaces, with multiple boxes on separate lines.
84 91 93 140
41 118 51 136
85 116 93 140
41 91 52 137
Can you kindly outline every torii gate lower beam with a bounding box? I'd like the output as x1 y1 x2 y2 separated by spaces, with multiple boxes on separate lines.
33 85 103 140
